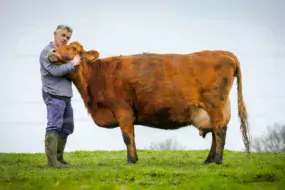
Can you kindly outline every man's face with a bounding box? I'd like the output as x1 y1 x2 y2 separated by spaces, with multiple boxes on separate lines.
53 29 72 47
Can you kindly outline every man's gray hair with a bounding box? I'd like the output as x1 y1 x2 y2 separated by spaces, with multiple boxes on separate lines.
55 25 73 33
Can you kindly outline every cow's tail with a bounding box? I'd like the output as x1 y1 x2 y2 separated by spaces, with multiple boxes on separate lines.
234 58 251 154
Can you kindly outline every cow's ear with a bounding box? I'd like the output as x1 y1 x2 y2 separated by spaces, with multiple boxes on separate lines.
83 50 100 62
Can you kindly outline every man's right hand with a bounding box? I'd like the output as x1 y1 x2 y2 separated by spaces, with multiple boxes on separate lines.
72 55 81 66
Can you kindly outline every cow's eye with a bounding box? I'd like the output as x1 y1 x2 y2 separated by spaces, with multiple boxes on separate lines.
72 47 77 51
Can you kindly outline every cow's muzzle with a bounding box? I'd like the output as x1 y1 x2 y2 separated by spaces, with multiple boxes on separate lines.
47 49 61 62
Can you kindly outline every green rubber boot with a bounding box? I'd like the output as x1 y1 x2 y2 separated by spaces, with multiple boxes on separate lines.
57 136 69 165
45 131 68 168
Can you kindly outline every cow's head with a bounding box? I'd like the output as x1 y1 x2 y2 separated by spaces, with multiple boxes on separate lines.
47 41 99 65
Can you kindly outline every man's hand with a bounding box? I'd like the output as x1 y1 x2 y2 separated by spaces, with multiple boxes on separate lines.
72 55 81 66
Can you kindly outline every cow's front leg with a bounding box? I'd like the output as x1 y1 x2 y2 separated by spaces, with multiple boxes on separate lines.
116 109 138 164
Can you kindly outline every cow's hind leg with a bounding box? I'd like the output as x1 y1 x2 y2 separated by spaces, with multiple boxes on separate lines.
204 99 231 164
190 107 217 163
213 124 227 164
116 109 138 164
206 109 228 165
204 132 216 164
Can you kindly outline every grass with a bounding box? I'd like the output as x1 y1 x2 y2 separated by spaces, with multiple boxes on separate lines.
0 150 284 189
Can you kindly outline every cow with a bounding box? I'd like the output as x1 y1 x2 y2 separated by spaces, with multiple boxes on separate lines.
47 41 251 165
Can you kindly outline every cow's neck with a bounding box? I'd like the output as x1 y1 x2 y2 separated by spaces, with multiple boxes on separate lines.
68 62 100 116
68 71 91 110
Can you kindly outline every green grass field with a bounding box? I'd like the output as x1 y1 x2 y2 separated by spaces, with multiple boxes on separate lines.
0 150 284 190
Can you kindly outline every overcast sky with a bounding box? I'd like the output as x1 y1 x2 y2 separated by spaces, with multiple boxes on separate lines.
0 0 285 153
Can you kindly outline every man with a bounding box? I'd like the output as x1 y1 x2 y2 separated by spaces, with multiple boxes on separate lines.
39 25 81 168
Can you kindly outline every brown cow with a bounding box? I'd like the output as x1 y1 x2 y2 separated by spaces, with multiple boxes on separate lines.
47 41 250 165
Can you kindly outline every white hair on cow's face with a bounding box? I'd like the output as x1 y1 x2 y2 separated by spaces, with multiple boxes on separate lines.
55 25 73 33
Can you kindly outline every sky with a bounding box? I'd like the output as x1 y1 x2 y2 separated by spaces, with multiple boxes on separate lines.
0 0 285 153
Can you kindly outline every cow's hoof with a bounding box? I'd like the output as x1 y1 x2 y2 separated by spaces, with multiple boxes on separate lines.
127 157 138 164
215 161 223 165
214 157 223 165
203 158 214 164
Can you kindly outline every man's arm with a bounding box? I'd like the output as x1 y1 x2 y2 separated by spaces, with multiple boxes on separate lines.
40 49 75 76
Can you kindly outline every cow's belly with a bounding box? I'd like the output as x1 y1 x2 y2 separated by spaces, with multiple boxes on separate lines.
91 108 119 128
136 104 193 129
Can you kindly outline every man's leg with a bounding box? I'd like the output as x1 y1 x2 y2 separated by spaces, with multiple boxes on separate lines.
58 99 74 165
42 91 67 168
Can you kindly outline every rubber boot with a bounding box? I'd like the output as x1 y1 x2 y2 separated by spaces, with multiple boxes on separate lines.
45 131 68 168
57 135 69 165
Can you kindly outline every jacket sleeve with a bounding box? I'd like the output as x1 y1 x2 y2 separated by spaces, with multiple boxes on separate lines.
40 49 75 76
